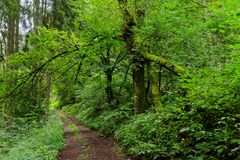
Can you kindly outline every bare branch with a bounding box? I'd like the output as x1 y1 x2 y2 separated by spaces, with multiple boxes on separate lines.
74 55 85 83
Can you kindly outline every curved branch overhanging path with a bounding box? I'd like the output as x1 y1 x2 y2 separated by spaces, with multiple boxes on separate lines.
58 112 134 160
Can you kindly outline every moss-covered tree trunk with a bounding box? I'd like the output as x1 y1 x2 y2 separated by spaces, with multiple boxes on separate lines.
133 55 147 113
118 0 147 113
147 62 162 112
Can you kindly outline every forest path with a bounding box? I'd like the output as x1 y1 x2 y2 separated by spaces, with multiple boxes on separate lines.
57 111 131 160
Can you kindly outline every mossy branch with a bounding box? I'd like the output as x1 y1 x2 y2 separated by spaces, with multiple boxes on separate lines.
142 53 185 76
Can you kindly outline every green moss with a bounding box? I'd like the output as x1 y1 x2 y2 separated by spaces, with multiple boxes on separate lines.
142 53 185 75
147 62 163 113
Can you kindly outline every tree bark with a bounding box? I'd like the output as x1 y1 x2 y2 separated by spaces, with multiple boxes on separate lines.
34 0 40 27
3 0 20 116
118 0 147 113
101 47 115 104
6 13 15 56
133 55 147 114
147 62 162 112
14 0 20 52
105 69 115 104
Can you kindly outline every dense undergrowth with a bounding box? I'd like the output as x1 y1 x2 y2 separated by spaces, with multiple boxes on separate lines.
63 58 240 160
63 102 134 136
0 114 64 160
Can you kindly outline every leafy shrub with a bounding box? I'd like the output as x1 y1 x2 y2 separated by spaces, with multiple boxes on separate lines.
0 129 11 157
64 102 134 136
63 104 97 128
115 111 181 160
91 103 134 135
2 114 64 160
115 61 240 160
62 103 80 116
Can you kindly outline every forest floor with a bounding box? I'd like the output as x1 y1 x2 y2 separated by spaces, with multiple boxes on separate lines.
58 112 132 160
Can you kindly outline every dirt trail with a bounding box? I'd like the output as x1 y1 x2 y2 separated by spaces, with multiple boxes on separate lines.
59 112 132 160
58 121 81 160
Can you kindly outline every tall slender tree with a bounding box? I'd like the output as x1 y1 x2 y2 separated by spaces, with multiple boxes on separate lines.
117 0 147 113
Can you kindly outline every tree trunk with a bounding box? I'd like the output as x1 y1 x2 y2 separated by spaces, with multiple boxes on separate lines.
105 69 115 104
118 0 147 113
34 0 40 27
3 0 20 115
42 0 48 27
14 0 20 52
6 14 15 56
133 55 147 114
147 62 162 112
101 47 115 105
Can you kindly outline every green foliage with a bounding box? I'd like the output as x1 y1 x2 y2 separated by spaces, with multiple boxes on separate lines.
116 59 240 159
70 0 123 37
0 129 11 156
0 114 64 160
1 27 80 118
89 103 134 135
135 0 225 68
1 0 240 159
60 1 240 159
115 112 178 159
63 102 134 136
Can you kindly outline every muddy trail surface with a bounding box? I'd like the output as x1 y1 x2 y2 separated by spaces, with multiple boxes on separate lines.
58 112 133 160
